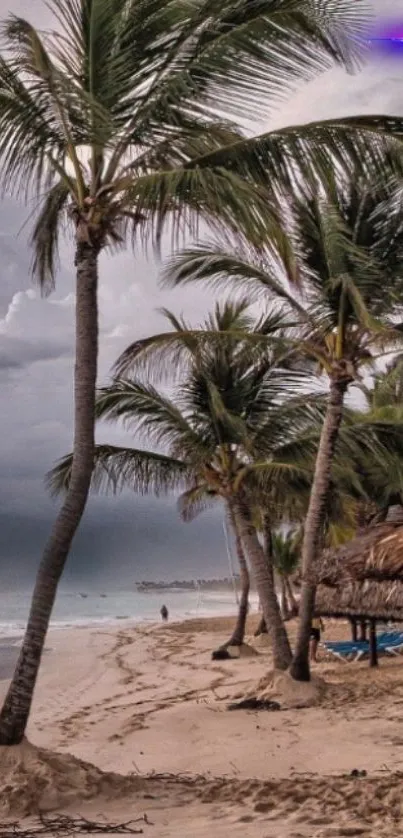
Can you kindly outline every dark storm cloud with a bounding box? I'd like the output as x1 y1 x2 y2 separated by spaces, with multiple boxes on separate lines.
0 495 228 589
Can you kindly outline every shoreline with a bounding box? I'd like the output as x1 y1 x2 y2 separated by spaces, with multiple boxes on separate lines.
0 592 259 645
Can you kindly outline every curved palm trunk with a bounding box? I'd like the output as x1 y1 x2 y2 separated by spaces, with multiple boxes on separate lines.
289 378 347 682
234 500 292 670
0 241 99 745
225 502 250 647
278 574 290 621
286 578 299 617
254 615 268 636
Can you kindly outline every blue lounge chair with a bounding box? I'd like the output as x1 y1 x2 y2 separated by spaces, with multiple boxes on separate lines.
323 631 403 661
322 640 369 661
380 633 403 655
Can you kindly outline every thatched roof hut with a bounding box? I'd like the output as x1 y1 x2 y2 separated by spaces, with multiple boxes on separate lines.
316 580 403 623
319 509 403 587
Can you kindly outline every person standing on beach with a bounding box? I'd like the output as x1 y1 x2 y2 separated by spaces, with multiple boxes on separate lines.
160 605 169 622
310 617 324 662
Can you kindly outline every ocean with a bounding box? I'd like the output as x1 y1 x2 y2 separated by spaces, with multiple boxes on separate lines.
0 588 257 640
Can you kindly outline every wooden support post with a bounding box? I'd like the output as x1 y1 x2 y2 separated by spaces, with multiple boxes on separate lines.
369 619 378 668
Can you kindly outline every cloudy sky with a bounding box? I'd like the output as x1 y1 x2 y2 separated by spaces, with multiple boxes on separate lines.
0 0 401 589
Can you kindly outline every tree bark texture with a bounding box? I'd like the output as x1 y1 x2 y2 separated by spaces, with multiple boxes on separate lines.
224 502 250 647
235 501 292 670
289 379 347 682
278 574 290 621
254 615 268 636
286 578 299 616
0 242 99 744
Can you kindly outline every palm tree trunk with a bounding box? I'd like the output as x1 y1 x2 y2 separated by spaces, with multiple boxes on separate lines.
278 575 290 621
286 578 299 617
254 615 268 636
225 502 250 647
289 378 347 682
0 241 99 745
234 500 292 670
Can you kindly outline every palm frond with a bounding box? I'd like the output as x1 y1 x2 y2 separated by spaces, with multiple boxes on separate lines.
180 118 402 199
162 242 304 308
122 165 289 254
239 458 311 495
95 378 212 461
271 531 300 576
47 443 192 497
113 310 291 381
30 180 71 293
0 53 67 198
102 0 370 144
2 0 403 304
251 395 327 454
3 16 87 194
177 483 220 522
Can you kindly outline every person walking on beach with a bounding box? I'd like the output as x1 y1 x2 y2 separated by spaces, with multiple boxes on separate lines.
160 605 169 622
310 617 324 662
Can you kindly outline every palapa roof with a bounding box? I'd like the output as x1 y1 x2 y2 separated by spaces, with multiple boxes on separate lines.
319 508 403 586
315 580 403 623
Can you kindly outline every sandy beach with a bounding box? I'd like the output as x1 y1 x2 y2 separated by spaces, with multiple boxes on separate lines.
2 615 403 836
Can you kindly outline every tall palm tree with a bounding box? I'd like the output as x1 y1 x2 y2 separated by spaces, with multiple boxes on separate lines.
144 172 403 682
0 0 379 745
50 301 331 669
52 305 397 662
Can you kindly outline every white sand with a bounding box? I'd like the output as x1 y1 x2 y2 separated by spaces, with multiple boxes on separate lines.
1 615 403 836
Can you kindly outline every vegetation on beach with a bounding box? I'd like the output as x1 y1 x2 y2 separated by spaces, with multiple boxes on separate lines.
51 301 403 670
4 0 403 742
114 169 403 680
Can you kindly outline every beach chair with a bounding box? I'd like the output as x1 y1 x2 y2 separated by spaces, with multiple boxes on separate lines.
322 640 369 661
379 632 403 656
324 631 403 662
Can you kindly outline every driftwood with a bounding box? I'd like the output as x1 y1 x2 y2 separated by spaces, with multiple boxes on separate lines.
0 814 152 838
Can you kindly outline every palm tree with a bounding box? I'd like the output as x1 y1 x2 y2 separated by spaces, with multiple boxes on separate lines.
271 531 300 619
146 172 403 682
51 300 334 668
0 0 379 745
223 504 251 651
347 359 403 524
253 462 360 632
180 487 252 654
